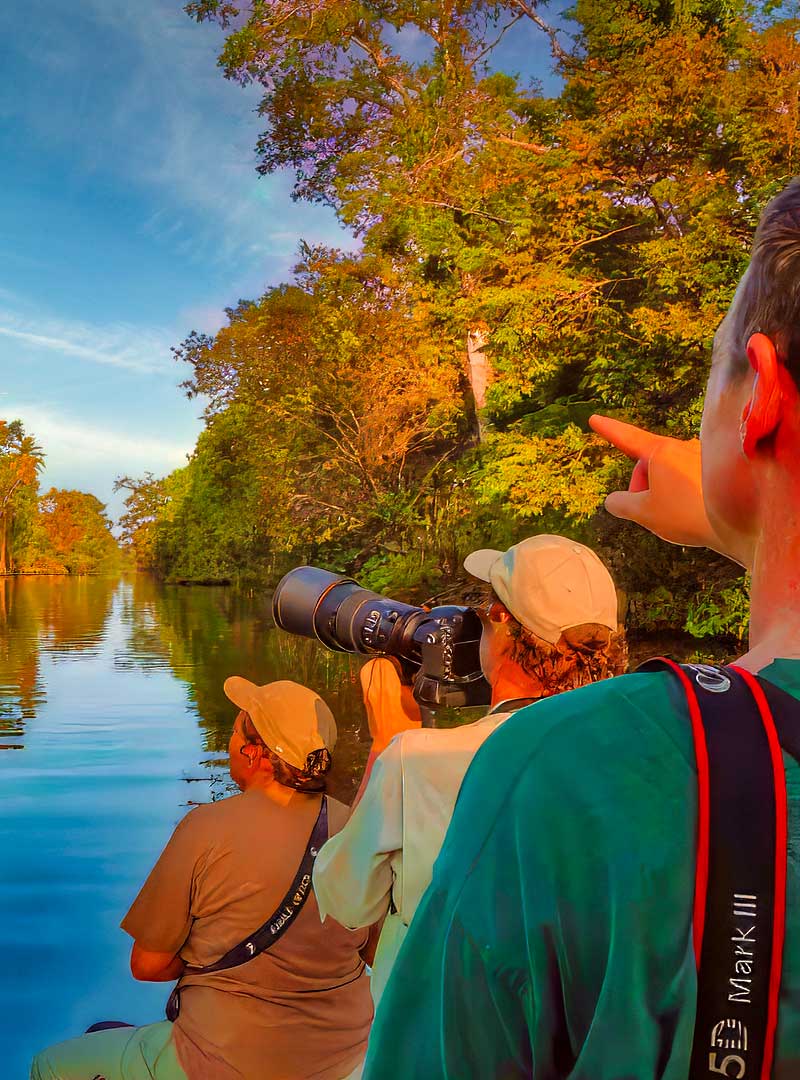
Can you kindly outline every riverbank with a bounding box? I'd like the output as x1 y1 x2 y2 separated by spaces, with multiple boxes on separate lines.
132 564 747 658
2 569 70 576
166 576 232 586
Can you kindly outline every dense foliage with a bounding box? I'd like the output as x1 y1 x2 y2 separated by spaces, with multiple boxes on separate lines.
0 420 122 576
119 0 800 639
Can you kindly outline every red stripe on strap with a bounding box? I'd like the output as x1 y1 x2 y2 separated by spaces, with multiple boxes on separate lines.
730 665 788 1080
654 657 711 961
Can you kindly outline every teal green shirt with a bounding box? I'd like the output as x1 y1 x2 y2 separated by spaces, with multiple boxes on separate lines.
363 663 800 1078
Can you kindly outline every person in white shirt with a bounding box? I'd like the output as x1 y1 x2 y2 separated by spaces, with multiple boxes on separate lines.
312 534 627 1006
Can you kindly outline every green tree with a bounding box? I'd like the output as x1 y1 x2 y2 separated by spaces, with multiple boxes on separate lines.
185 0 572 423
115 472 170 570
0 421 45 574
173 252 465 575
38 489 122 575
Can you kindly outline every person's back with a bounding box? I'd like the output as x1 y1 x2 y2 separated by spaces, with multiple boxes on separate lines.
363 179 800 1077
315 707 514 1003
123 786 371 1079
364 665 800 1075
32 678 371 1080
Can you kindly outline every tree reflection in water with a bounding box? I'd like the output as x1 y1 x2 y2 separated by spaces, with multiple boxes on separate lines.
0 575 116 750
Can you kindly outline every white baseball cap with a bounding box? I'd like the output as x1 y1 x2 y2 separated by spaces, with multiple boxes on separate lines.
464 534 618 645
223 677 337 771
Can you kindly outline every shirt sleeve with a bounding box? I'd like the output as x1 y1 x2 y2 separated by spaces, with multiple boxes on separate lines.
313 735 404 929
121 809 206 955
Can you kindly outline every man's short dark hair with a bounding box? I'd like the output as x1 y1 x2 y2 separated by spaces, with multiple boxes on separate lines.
733 178 800 382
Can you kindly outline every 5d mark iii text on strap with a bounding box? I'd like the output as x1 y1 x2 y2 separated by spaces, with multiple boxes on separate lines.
639 659 790 1080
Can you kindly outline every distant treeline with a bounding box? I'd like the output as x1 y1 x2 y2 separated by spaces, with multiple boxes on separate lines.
0 420 122 576
116 0 791 641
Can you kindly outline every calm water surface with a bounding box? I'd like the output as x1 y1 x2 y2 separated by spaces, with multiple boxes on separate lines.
0 575 369 1077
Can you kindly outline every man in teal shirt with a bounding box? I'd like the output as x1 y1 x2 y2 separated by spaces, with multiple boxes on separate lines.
364 181 800 1077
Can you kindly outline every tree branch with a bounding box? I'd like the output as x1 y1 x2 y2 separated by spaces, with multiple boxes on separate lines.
469 14 525 68
494 133 548 154
507 1 570 64
350 35 414 109
560 222 641 261
419 199 513 225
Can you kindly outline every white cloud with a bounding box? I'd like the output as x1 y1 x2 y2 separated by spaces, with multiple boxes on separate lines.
0 309 176 375
0 400 198 522
0 402 192 472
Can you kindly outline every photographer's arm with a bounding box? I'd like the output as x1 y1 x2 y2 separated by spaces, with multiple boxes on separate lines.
313 738 404 932
121 813 198 984
354 657 421 806
589 414 750 567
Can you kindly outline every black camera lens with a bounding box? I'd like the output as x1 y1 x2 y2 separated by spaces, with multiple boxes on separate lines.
272 565 490 709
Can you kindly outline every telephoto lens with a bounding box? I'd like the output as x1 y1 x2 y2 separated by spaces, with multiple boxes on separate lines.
272 566 490 709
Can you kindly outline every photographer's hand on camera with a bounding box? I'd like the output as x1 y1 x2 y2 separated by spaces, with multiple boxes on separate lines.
360 657 422 756
353 658 422 805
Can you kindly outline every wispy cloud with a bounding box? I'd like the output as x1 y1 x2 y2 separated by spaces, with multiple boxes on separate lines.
0 402 193 472
0 308 176 375
0 0 349 273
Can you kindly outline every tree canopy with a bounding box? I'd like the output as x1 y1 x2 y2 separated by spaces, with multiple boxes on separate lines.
120 0 800 640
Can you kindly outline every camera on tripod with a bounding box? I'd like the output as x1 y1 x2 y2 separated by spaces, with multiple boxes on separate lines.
272 566 490 710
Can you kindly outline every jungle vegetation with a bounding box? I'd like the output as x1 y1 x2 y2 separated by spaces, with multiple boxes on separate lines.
118 0 800 640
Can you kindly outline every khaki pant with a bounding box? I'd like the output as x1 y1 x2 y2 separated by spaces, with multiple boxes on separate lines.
30 1021 364 1080
30 1021 186 1080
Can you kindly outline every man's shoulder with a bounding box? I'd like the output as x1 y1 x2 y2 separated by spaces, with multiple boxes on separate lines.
394 711 507 755
435 671 698 900
455 669 695 844
480 669 690 767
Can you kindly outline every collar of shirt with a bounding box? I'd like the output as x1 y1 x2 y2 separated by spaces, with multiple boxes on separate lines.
488 697 539 715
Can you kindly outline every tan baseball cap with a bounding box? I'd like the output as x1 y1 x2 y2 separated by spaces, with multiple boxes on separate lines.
464 534 618 645
223 677 337 771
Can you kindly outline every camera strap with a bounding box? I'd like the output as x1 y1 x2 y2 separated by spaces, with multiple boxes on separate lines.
166 795 328 1021
640 659 800 1079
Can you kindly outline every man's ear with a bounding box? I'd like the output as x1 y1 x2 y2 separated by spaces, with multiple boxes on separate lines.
741 333 784 458
490 602 513 624
240 744 261 767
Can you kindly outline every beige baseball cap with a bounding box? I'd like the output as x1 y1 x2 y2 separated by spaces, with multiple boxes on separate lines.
464 534 618 645
223 677 337 771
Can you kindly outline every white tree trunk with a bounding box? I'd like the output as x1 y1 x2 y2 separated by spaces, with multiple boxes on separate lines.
466 325 492 440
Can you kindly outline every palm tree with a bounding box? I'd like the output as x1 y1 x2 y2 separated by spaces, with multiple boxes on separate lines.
0 421 45 575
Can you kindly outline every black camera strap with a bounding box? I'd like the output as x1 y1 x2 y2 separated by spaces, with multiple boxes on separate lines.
166 795 328 1021
640 659 797 1079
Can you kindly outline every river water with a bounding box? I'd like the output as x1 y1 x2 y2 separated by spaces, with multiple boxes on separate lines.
0 573 726 1076
0 574 369 1077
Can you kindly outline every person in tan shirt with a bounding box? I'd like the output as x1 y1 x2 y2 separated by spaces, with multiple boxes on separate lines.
31 680 372 1080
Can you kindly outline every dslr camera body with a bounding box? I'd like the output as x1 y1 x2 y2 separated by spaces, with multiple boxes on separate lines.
272 566 491 710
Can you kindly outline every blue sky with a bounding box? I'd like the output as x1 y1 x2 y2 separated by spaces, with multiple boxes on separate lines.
0 1 564 522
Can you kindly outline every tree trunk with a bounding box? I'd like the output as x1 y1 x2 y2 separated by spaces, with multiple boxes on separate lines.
0 512 8 575
466 325 493 441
